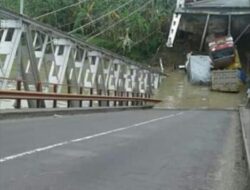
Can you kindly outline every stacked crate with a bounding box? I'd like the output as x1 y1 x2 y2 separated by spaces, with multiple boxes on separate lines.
211 70 240 92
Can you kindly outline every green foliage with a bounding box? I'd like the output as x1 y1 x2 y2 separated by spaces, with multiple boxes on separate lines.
0 0 175 62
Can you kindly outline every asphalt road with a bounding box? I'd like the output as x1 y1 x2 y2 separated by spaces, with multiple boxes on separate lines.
0 110 247 190
192 0 250 7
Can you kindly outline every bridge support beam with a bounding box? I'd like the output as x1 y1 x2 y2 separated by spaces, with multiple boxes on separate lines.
166 0 185 47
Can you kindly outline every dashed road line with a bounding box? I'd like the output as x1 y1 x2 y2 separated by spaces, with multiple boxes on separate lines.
0 112 183 164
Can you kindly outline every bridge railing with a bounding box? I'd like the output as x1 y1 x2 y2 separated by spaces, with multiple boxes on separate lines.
0 78 161 109
0 8 164 109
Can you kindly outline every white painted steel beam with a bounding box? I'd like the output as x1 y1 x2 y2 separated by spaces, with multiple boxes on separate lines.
0 20 22 89
166 0 185 48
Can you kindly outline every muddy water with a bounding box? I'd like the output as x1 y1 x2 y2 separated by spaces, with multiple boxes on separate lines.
155 71 247 109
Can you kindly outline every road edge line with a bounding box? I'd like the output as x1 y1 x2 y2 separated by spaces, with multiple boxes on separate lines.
0 112 183 164
0 106 153 120
239 107 250 178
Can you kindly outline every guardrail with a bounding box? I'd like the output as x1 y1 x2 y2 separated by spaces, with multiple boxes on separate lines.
0 90 161 108
0 79 161 109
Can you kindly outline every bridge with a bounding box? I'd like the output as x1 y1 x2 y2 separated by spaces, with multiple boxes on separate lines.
167 0 250 47
0 1 250 190
0 7 163 109
179 0 250 15
188 0 250 7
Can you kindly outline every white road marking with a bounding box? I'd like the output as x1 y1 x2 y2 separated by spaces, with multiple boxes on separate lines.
0 112 183 164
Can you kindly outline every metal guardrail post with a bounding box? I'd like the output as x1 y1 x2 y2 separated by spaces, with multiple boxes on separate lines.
134 93 138 106
144 94 146 104
145 93 149 105
36 82 42 108
114 91 117 107
67 84 71 108
106 90 110 107
15 80 22 109
131 92 135 106
136 93 140 106
140 93 144 106
126 92 129 106
53 84 57 108
98 89 102 107
79 87 83 108
89 88 93 107
119 92 123 106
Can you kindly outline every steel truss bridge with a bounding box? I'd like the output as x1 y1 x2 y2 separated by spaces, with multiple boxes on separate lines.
0 8 164 109
167 0 250 48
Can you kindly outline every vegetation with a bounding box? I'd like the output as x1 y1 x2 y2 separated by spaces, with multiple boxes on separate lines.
0 0 175 62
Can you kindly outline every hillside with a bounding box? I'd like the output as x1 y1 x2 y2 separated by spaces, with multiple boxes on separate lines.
0 0 175 62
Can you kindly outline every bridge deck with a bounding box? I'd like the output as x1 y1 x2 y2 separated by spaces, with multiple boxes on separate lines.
191 0 250 8
179 0 250 15
0 110 247 190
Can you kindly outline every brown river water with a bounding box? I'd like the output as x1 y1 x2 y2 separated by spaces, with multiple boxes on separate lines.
155 71 247 109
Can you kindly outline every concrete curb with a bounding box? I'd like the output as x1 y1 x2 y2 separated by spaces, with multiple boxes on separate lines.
0 106 153 120
239 107 250 176
154 107 238 111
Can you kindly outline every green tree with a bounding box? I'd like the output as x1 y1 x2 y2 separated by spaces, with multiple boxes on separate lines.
0 0 175 62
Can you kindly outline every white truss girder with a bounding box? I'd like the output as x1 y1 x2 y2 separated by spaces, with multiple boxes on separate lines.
0 20 22 89
166 0 185 47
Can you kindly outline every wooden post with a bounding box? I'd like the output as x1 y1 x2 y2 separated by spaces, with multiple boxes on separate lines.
199 14 210 51
228 15 232 36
